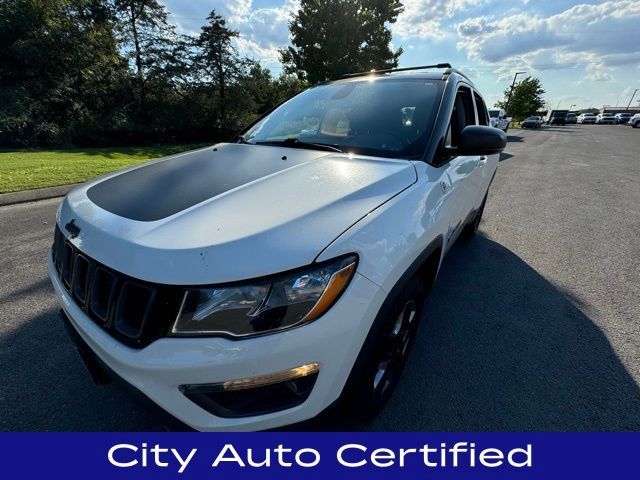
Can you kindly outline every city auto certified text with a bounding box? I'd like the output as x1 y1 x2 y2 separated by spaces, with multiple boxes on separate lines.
108 442 532 473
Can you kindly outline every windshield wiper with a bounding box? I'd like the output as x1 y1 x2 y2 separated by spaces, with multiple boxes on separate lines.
253 137 344 153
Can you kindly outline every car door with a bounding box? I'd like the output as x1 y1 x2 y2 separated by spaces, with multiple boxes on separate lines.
442 85 480 251
470 90 493 206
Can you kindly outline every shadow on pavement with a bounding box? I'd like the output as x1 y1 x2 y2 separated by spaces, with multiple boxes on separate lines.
2 234 640 431
506 134 523 142
371 234 640 431
0 290 160 431
310 234 640 431
499 152 514 162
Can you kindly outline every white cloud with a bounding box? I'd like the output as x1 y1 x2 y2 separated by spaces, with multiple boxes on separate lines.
393 0 491 39
455 0 640 79
226 0 299 65
211 0 253 23
169 1 298 67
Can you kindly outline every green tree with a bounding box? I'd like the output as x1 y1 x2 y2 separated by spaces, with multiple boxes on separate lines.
496 77 546 120
238 65 306 115
193 9 246 128
280 0 404 83
113 0 182 104
0 0 129 146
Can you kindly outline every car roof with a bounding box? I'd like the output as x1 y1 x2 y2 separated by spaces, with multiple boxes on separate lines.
326 68 475 89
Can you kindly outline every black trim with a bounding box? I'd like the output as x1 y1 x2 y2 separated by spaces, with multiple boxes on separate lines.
52 225 184 348
342 63 452 78
60 310 193 431
336 235 443 406
179 373 318 419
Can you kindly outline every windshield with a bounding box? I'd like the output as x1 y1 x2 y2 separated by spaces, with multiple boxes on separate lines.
489 110 499 118
240 78 444 159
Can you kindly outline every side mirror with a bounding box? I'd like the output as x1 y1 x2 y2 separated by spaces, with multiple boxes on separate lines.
454 125 507 156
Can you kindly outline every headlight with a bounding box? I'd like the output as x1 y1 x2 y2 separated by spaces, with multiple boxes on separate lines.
171 254 357 338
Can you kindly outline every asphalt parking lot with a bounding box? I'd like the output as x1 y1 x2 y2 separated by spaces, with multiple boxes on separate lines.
1 125 639 431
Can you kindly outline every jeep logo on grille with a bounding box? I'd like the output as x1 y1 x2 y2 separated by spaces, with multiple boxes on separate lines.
64 219 80 238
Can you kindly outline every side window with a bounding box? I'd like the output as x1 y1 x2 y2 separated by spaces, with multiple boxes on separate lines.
445 86 475 147
473 92 489 126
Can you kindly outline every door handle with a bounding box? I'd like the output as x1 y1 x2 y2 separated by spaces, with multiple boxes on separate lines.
479 156 488 164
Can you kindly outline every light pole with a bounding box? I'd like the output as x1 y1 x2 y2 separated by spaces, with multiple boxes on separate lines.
626 89 638 111
569 104 576 113
506 71 527 113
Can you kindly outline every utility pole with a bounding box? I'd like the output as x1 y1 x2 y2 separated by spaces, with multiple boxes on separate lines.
506 71 526 113
626 89 638 111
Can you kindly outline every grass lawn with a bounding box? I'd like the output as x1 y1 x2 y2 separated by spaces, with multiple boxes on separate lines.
0 144 208 194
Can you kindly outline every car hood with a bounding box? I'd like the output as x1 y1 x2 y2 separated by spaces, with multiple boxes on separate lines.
58 143 416 284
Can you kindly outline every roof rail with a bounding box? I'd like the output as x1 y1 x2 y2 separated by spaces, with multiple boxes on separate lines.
342 63 453 78
443 67 471 81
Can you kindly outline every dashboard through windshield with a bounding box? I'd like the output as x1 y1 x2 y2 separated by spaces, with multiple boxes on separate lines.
239 77 444 159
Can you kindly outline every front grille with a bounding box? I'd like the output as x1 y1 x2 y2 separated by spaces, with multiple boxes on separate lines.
52 225 183 348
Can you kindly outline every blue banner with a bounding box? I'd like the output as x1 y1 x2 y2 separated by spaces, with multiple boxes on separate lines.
0 432 637 478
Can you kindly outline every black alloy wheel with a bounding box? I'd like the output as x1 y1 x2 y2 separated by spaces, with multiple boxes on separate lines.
349 277 426 418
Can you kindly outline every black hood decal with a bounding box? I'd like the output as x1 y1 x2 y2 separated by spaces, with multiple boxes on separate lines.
87 145 314 222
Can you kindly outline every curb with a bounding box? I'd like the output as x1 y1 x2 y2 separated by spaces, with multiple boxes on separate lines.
0 184 78 207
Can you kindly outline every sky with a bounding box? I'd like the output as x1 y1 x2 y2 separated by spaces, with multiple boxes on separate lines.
162 0 640 110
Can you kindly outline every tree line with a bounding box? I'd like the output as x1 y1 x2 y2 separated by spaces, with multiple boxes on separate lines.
0 0 404 148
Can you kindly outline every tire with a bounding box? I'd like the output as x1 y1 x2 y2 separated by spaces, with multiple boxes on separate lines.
461 194 487 239
633 123 638 129
346 277 426 419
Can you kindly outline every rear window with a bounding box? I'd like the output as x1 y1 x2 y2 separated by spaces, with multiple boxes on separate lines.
474 92 489 126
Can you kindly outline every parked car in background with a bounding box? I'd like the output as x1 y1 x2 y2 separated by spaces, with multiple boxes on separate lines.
545 110 568 125
577 113 596 124
565 114 577 124
630 114 640 128
614 113 632 124
521 116 543 129
596 113 616 124
489 108 510 132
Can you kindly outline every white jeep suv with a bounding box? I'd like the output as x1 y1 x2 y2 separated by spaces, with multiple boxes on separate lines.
49 64 506 431
489 108 509 132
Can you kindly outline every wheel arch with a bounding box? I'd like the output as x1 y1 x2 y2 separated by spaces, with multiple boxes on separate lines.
334 234 443 408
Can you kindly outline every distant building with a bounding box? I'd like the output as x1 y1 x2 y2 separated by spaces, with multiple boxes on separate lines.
601 106 640 115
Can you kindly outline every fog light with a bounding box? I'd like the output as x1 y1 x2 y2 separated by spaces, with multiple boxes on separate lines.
180 363 319 418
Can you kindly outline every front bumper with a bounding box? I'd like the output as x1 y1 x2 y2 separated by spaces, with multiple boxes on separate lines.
49 252 385 431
